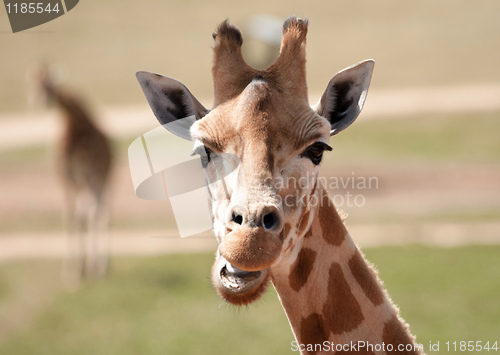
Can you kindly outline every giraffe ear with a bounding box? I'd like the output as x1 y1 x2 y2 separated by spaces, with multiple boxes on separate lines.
136 71 209 140
314 60 374 136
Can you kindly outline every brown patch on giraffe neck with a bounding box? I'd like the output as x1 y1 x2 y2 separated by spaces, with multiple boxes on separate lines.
322 262 364 335
289 247 316 292
348 250 385 306
303 225 313 239
382 315 419 354
318 191 346 246
299 313 328 355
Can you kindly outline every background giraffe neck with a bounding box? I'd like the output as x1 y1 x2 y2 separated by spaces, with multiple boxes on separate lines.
270 187 421 354
46 86 96 133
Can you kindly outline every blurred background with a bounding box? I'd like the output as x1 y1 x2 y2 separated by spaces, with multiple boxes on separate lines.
1 0 499 354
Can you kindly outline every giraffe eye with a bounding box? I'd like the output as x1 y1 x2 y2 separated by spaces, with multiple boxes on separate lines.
301 142 332 165
200 146 213 168
192 143 213 168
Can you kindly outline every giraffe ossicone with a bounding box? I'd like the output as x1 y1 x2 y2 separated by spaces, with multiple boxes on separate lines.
135 16 423 354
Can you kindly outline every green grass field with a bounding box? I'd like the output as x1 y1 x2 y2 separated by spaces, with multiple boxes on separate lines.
332 111 500 163
0 246 499 354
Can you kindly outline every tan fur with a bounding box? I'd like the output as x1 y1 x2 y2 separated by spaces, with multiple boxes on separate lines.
212 20 257 106
272 186 421 354
348 250 385 306
185 17 422 354
219 225 282 271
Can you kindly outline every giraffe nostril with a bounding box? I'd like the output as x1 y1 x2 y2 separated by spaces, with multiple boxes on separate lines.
263 211 278 230
228 206 282 231
232 211 243 225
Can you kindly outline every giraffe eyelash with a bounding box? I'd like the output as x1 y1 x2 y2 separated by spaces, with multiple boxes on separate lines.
191 141 213 168
300 142 332 165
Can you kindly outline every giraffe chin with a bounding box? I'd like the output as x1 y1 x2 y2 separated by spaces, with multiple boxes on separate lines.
211 256 270 306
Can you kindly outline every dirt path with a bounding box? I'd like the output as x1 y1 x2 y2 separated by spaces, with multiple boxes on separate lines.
1 160 499 262
0 231 217 263
1 220 500 263
1 162 499 263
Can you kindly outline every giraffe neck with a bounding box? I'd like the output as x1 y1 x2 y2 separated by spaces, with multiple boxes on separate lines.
270 187 421 355
45 85 97 134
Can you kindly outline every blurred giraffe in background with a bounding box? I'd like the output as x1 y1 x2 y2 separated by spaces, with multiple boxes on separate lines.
30 64 113 285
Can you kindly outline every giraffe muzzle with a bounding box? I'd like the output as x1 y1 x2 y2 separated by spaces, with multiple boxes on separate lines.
218 225 283 272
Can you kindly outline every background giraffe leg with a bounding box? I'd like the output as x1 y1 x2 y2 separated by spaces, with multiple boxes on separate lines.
84 198 98 279
61 190 88 288
85 193 110 280
95 200 111 279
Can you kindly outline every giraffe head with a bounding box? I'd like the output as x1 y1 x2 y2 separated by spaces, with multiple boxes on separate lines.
27 62 64 108
137 17 373 305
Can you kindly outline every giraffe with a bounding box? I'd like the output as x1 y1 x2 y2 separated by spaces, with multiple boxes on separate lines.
32 64 113 284
136 17 423 354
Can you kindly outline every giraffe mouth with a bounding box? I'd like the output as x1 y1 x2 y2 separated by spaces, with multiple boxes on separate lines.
220 263 264 289
212 257 270 306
